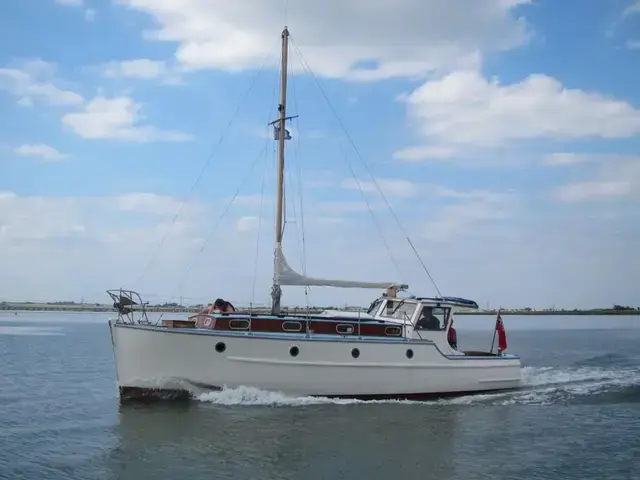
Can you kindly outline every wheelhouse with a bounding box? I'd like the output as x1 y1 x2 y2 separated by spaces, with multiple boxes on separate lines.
365 295 478 333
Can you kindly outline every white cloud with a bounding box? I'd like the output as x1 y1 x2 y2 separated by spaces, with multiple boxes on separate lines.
542 153 594 166
339 179 508 204
306 130 325 140
401 70 640 148
0 60 83 107
393 146 456 162
1 59 187 143
1 188 638 309
235 216 259 232
555 181 632 203
103 59 167 79
14 144 67 162
0 192 87 242
0 190 397 305
423 189 512 242
0 191 216 304
341 178 421 198
623 1 640 17
232 194 271 207
55 0 97 22
0 192 204 245
318 201 377 213
114 0 531 81
109 193 195 215
607 1 640 47
61 96 192 142
431 187 506 202
553 155 640 202
17 96 33 107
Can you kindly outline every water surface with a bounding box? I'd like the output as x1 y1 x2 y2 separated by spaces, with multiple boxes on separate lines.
1 311 638 479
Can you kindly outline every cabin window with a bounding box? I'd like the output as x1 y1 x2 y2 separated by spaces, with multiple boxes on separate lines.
336 324 355 335
385 326 402 336
282 321 303 332
380 300 417 322
229 319 250 330
414 307 449 331
366 298 383 316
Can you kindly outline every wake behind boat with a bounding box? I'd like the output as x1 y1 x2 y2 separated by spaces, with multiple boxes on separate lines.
106 26 521 403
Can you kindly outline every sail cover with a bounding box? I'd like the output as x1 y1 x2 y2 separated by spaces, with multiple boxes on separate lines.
274 246 407 290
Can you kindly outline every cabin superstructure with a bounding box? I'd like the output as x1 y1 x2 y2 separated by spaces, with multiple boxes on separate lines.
108 289 479 348
183 294 476 352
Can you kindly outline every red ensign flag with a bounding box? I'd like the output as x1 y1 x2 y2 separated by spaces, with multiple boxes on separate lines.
496 314 508 352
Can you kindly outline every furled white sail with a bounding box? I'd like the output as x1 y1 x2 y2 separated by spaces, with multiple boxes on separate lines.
274 247 407 290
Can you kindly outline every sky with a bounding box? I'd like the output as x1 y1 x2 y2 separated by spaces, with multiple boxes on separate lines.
1 0 639 309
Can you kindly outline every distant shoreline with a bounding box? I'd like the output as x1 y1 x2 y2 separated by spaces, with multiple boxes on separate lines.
1 303 638 316
458 310 639 316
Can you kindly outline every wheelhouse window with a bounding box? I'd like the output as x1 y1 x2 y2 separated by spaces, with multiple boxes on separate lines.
380 300 418 322
366 298 383 316
414 306 449 331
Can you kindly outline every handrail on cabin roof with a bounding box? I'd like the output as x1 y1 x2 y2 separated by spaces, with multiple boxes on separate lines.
380 295 479 309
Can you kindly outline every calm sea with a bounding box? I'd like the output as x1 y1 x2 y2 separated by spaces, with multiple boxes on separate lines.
1 311 639 480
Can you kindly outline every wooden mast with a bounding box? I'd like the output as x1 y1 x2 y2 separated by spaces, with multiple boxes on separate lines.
271 26 290 315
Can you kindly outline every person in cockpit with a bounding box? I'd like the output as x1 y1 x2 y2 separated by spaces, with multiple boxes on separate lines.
200 298 236 315
416 307 441 330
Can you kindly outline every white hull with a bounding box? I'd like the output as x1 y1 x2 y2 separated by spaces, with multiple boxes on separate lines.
109 322 522 399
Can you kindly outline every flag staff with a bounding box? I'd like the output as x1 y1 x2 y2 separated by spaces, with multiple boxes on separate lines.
490 307 501 354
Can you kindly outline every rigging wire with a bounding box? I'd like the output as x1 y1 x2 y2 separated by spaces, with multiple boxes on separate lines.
337 141 405 283
289 35 443 297
175 66 280 302
287 36 404 287
251 76 280 305
134 55 275 288
251 139 269 306
285 55 303 266
173 143 269 298
288 52 310 306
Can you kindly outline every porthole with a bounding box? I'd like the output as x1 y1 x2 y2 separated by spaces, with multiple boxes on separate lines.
229 319 249 330
385 326 401 336
215 342 226 353
351 348 360 359
337 324 355 335
406 349 414 359
290 346 300 357
283 321 303 332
